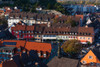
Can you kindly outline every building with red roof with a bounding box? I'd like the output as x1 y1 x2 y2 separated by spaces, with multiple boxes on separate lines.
25 42 52 58
0 40 52 64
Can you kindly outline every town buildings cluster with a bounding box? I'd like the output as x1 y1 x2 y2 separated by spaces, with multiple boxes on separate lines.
0 4 100 67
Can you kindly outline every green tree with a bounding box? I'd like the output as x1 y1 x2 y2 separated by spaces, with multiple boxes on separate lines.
65 17 77 27
62 40 82 55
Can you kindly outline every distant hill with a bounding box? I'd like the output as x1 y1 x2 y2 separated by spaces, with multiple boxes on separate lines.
57 0 100 3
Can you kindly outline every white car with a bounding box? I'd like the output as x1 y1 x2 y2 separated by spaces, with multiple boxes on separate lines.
97 43 100 46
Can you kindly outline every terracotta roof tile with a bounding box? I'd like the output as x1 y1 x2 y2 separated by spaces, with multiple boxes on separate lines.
3 40 26 48
25 42 52 53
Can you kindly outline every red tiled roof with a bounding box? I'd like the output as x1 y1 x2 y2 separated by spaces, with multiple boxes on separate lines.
3 40 26 48
25 42 52 53
11 24 35 31
75 15 84 20
1 40 52 53
78 27 94 36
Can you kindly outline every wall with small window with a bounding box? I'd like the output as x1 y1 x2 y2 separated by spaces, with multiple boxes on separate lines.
77 36 93 43
81 50 100 65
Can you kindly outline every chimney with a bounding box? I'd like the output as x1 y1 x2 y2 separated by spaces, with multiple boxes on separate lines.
14 6 17 9
7 8 10 10
10 57 13 60
85 25 88 28
27 51 29 56
20 53 22 57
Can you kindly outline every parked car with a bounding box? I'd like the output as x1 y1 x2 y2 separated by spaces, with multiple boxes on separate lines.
90 45 95 49
81 49 87 54
96 43 100 46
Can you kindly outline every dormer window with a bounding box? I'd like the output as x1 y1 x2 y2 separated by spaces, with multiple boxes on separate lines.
83 33 84 35
10 17 13 18
39 32 41 33
89 33 91 35
64 32 65 34
72 33 74 35
28 35 30 37
88 56 93 59
37 18 41 21
66 32 68 34
75 33 77 35
90 62 94 66
28 31 30 33
80 32 82 35
24 17 27 19
82 61 86 64
35 32 37 33
45 19 48 21
31 31 33 33
49 31 50 33
16 17 19 18
30 18 33 19
16 31 18 33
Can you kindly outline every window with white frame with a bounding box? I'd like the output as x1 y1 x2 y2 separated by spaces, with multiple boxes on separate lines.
80 37 82 39
88 56 93 59
28 35 30 37
82 60 86 64
31 31 33 33
38 53 41 57
90 62 94 66
43 54 46 57
16 31 18 33
88 38 90 40
83 37 85 39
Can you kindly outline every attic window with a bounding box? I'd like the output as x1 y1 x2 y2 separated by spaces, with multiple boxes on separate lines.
10 17 13 18
80 33 82 35
88 56 93 59
16 17 19 18
72 33 74 35
89 33 91 35
39 32 41 33
82 61 86 64
83 33 84 35
66 32 68 34
90 62 94 66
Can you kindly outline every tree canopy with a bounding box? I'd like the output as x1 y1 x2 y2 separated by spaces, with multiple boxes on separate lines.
65 17 77 27
62 40 82 55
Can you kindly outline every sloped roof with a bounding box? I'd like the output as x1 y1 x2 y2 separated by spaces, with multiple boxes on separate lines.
25 42 52 53
47 56 79 67
3 40 26 48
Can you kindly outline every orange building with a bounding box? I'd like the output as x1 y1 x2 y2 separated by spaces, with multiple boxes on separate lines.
0 10 5 16
0 40 52 58
77 26 94 44
81 46 100 66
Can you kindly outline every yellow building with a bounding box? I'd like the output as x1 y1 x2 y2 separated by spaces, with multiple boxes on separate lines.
81 47 100 66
